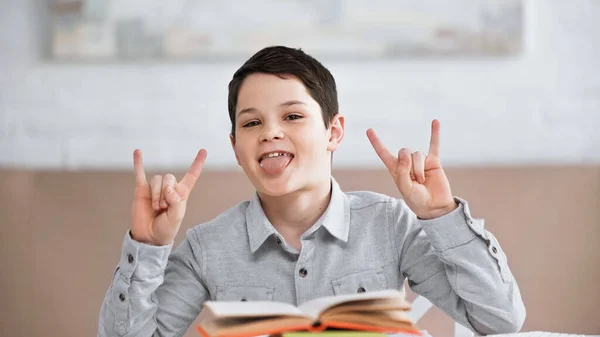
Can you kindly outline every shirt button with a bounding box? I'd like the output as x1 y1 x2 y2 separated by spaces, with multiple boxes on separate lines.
491 246 498 254
276 237 282 245
127 253 134 264
357 287 366 293
119 293 126 302
299 268 308 277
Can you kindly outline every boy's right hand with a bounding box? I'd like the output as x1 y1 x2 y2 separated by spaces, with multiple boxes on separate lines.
130 149 207 246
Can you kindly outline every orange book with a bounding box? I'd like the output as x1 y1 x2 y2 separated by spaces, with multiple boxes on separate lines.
196 289 422 337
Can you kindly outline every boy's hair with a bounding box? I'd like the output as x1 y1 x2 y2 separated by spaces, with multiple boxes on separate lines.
228 46 339 138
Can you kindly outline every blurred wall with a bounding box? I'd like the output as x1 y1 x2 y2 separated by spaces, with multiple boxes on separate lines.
1 167 599 337
0 0 599 170
1 1 599 337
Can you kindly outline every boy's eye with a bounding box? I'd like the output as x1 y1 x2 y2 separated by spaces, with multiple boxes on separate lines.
242 120 260 128
285 114 302 121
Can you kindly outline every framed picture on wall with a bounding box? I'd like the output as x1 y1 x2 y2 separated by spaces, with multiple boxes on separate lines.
48 0 524 62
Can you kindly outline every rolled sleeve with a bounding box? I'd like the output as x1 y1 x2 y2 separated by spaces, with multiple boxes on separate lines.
118 230 173 280
417 199 477 251
108 231 173 336
418 197 513 283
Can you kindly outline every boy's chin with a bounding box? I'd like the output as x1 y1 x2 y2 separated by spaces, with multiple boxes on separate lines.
253 175 299 197
256 180 296 197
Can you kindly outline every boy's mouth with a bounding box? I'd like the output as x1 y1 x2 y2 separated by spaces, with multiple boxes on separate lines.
258 151 294 162
258 151 294 175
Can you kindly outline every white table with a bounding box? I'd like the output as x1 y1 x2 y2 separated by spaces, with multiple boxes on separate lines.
487 333 599 337
390 332 599 337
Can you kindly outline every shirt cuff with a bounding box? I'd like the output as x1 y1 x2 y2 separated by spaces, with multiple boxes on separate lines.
118 230 173 280
417 197 487 251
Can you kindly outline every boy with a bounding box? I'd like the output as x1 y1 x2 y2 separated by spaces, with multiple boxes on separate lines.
98 46 525 337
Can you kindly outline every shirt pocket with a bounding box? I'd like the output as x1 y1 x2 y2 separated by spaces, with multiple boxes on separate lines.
216 285 275 302
331 270 388 295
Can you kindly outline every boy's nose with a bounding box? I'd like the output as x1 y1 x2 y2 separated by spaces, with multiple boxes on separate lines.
260 126 284 142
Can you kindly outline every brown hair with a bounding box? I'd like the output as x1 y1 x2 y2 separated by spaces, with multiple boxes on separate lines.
228 46 338 137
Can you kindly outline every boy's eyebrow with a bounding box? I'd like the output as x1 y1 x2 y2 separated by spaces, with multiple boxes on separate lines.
237 100 307 116
279 100 306 108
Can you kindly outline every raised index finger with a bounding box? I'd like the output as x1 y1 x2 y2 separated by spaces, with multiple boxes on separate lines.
179 149 208 191
133 149 147 186
428 119 441 157
366 128 397 172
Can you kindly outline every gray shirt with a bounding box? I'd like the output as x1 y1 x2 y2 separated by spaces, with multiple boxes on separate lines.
98 178 525 337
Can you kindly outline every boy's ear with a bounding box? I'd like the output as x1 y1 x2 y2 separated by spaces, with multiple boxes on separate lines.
229 133 242 166
327 114 345 152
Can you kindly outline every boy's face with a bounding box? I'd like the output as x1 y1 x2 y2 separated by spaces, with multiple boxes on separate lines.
230 73 344 197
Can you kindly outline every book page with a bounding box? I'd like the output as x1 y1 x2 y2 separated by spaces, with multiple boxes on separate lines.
203 301 308 319
202 316 313 337
322 297 411 317
297 289 406 319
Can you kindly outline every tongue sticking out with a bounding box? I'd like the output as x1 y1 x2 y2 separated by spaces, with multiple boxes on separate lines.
260 156 292 175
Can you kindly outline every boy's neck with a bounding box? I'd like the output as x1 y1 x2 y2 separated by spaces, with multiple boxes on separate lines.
258 177 332 250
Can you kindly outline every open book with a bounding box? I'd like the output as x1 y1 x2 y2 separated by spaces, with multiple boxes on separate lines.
196 289 421 337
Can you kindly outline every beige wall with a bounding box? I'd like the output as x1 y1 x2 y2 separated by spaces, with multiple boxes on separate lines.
1 166 599 336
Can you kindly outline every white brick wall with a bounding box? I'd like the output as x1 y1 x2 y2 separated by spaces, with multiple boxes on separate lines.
0 0 598 170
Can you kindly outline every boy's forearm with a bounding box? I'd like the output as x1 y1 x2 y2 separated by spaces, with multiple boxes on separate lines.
99 228 209 337
397 198 526 335
98 230 172 337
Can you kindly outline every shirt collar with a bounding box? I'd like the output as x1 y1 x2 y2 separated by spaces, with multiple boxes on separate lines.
246 177 350 253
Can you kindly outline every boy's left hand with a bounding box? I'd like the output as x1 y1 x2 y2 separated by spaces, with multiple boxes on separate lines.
367 119 457 220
